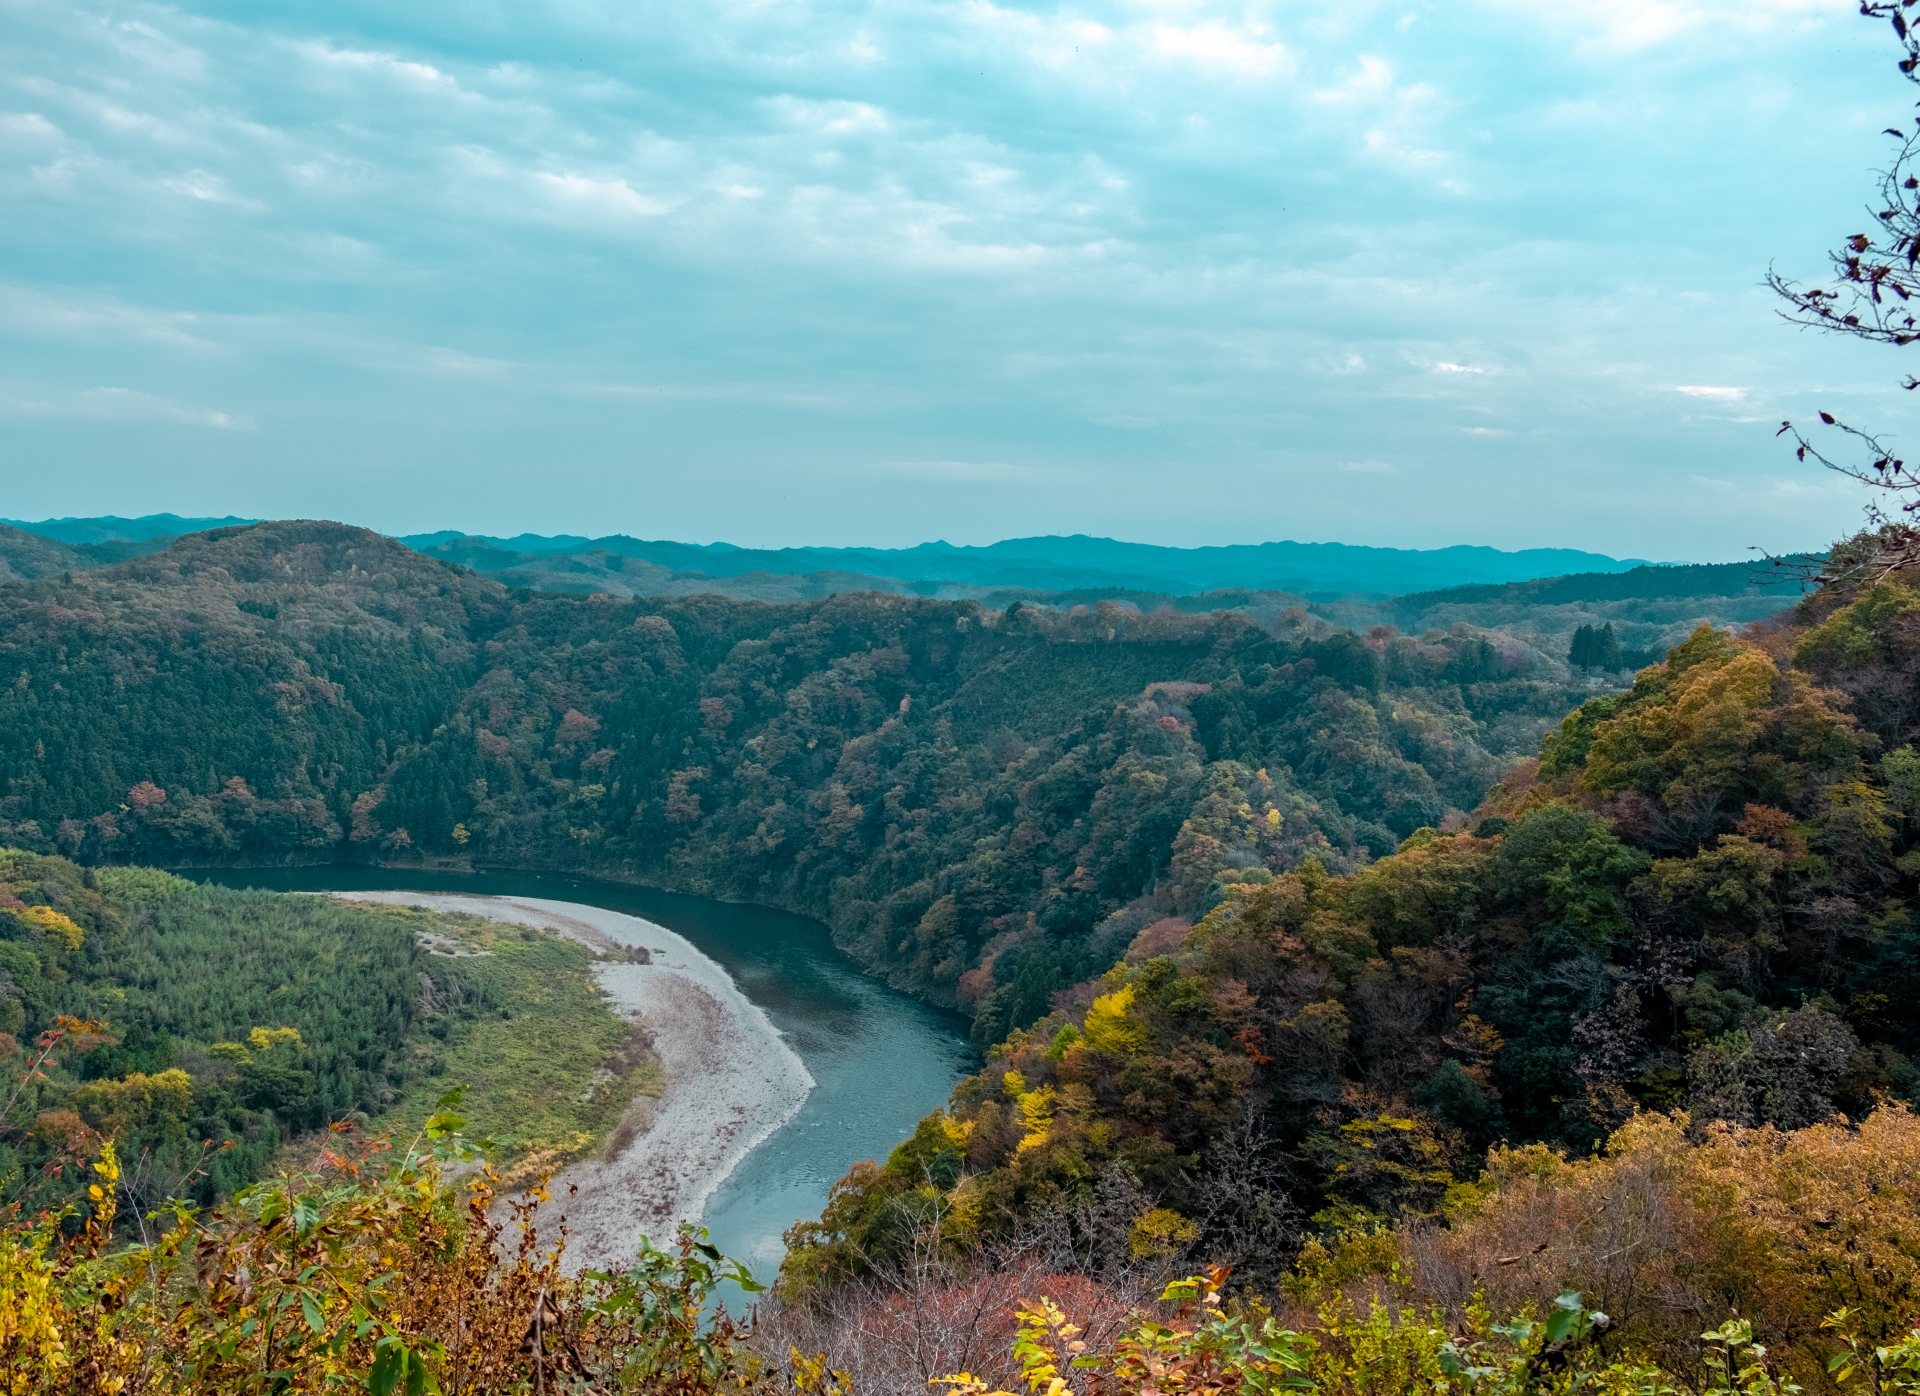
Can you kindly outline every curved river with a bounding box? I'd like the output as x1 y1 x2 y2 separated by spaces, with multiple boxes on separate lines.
190 867 978 1286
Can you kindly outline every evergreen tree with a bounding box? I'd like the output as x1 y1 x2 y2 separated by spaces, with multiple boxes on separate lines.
1568 622 1620 672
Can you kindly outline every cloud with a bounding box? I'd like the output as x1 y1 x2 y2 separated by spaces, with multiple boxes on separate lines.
79 388 253 429
160 170 262 209
1676 384 1747 401
424 348 511 376
1475 0 1847 50
0 385 253 429
1145 21 1291 78
0 287 226 351
0 112 61 140
0 0 1883 558
765 96 890 136
300 42 457 90
534 172 672 220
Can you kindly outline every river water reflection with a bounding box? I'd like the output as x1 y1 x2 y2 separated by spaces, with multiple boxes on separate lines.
188 867 978 1288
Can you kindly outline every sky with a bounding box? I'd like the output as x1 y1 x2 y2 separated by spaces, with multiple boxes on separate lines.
0 0 1915 558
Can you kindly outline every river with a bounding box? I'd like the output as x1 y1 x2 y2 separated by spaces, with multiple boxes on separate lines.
187 866 978 1289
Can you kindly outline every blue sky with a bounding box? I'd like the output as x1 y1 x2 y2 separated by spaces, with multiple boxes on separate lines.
0 0 1912 558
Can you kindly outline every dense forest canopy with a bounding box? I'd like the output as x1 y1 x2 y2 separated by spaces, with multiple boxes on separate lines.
0 845 649 1221
0 519 1652 1043
776 564 1920 1358
0 852 461 1204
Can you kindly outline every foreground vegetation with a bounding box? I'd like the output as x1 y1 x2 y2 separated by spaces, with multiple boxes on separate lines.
11 1104 1920 1395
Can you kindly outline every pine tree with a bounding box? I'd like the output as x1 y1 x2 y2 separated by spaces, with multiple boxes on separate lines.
1594 622 1621 671
1569 625 1596 671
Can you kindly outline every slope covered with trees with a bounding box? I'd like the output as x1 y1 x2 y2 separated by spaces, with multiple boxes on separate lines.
0 520 1597 1045
0 848 649 1217
779 565 1920 1327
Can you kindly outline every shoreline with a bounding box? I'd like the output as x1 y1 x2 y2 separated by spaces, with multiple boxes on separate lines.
328 891 816 1271
178 855 956 1021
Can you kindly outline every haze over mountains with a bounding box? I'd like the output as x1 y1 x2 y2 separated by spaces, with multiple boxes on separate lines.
4 514 1662 598
397 531 1658 598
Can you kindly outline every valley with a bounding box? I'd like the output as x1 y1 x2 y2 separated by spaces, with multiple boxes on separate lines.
9 515 1914 1396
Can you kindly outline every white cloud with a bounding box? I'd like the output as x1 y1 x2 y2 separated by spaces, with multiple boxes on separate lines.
1477 0 1847 50
1146 21 1291 78
77 387 253 429
0 385 253 429
1675 384 1747 401
424 348 510 376
0 287 225 350
766 96 889 135
0 113 61 140
955 3 1288 79
1317 55 1397 103
302 43 456 90
535 171 671 218
160 169 262 209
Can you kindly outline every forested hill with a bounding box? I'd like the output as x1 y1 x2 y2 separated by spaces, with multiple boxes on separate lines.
0 519 1598 1042
1393 556 1815 613
0 522 178 581
781 565 1920 1325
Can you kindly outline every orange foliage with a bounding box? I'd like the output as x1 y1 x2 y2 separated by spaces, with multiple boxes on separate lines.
1401 1105 1920 1389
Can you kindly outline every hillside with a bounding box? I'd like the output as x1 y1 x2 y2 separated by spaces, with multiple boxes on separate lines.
0 520 1612 1039
391 535 1804 660
0 523 88 582
0 520 212 580
4 518 1799 665
0 850 648 1213
777 550 1920 1386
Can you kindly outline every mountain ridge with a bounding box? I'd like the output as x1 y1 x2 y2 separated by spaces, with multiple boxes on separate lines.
397 530 1654 596
3 515 1658 597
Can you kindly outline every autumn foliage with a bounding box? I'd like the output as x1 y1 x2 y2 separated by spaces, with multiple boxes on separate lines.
0 1100 814 1396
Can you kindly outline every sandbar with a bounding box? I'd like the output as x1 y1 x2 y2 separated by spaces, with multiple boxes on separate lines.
328 891 815 1271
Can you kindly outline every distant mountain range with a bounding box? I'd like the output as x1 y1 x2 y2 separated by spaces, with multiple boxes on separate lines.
7 511 1805 623
0 512 1815 720
396 530 1657 597
4 513 254 545
2 516 1662 597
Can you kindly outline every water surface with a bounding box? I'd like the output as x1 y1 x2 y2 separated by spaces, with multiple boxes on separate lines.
189 866 978 1286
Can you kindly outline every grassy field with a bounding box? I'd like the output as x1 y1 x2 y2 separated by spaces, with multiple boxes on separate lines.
360 905 664 1186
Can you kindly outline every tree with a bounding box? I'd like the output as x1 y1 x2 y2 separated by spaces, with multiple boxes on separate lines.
1772 3 1920 577
1568 623 1621 674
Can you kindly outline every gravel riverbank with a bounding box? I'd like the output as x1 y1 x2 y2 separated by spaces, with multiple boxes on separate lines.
329 891 815 1271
